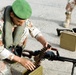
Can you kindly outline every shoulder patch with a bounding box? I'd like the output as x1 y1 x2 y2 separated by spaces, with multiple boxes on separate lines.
26 19 33 28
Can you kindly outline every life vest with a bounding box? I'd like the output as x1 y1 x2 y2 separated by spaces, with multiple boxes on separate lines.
3 6 26 49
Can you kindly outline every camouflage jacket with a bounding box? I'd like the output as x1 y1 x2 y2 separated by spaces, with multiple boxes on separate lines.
0 7 42 59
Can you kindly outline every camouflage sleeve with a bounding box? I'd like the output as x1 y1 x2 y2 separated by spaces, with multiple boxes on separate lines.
19 19 43 47
0 8 15 60
26 19 42 38
0 7 5 41
0 7 5 20
0 20 3 41
0 20 14 60
0 20 5 52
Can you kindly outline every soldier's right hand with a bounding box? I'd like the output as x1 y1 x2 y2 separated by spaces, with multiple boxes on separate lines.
19 57 36 71
12 55 36 71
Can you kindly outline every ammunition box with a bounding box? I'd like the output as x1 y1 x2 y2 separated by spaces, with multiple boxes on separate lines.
11 62 43 75
60 31 76 51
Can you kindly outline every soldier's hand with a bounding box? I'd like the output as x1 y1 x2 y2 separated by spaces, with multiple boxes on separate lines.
19 58 36 71
10 55 36 71
44 43 51 51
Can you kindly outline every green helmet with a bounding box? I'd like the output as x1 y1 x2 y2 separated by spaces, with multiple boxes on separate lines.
12 0 32 19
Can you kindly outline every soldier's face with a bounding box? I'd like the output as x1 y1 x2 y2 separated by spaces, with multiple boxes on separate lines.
10 12 25 26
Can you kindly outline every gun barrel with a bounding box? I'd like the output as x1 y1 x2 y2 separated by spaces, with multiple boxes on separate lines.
52 55 76 63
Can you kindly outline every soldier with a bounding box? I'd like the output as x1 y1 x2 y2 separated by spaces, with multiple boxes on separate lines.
64 0 76 28
0 0 50 75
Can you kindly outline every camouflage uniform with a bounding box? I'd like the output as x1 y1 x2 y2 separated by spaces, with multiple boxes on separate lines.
64 0 76 28
0 7 42 75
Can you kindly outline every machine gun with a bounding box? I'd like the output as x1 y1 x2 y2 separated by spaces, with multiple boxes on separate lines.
22 44 51 67
22 44 60 67
22 47 76 75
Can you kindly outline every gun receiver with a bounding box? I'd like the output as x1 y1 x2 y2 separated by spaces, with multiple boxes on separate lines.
34 44 51 67
22 45 59 67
